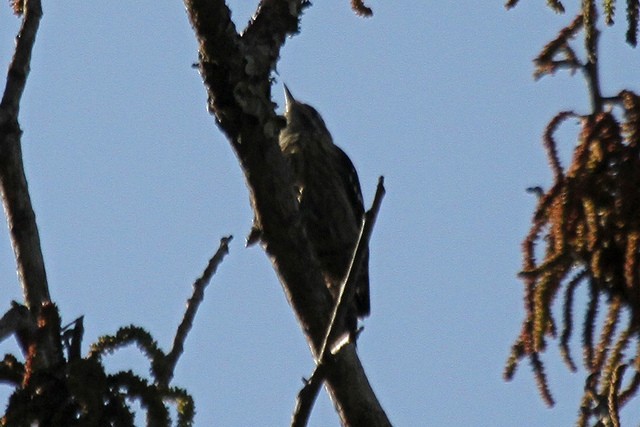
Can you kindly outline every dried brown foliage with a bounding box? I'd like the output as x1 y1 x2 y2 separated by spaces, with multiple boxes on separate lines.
534 14 583 79
506 92 640 424
505 0 565 13
9 0 23 15
351 0 373 17
506 4 640 425
509 0 640 46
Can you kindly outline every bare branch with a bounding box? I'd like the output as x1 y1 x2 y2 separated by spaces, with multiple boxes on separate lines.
324 344 392 426
184 0 331 352
0 0 49 315
183 1 391 424
159 236 233 387
581 12 604 114
61 315 84 362
0 301 35 355
293 178 385 425
0 0 60 373
627 0 639 45
291 365 325 427
243 0 306 61
320 177 386 359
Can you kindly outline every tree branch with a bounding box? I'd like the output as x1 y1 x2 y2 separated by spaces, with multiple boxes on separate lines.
292 177 387 426
582 28 603 114
320 177 385 358
0 301 35 356
291 346 390 427
0 0 49 315
0 0 60 374
184 0 331 352
159 236 232 387
291 178 386 426
183 1 390 424
291 364 325 427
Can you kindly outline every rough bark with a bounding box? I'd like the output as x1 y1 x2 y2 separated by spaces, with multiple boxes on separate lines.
0 0 50 316
182 1 390 424
0 0 60 372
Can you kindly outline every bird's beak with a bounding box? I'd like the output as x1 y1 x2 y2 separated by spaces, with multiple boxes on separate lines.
283 84 295 112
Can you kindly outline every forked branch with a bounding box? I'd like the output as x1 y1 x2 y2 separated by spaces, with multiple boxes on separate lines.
0 0 58 371
0 0 49 315
182 0 390 424
158 236 233 387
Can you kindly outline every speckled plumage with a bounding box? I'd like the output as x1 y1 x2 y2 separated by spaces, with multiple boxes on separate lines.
279 86 370 327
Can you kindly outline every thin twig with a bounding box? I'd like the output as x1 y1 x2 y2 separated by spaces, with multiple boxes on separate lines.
0 301 34 355
61 315 84 362
159 235 233 387
290 178 385 426
319 176 386 360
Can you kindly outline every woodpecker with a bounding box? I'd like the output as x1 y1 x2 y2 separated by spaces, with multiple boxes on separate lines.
279 85 370 329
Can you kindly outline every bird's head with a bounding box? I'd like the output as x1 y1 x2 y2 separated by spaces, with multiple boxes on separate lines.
282 84 331 138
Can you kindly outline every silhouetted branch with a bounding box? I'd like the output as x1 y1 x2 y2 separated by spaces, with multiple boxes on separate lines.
0 0 60 373
292 177 385 426
183 1 390 424
61 315 84 362
0 0 49 315
183 0 329 352
581 6 603 114
320 176 386 359
0 301 34 355
291 364 325 427
160 235 233 387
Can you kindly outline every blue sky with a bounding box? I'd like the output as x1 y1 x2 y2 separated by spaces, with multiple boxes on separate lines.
2 1 640 425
